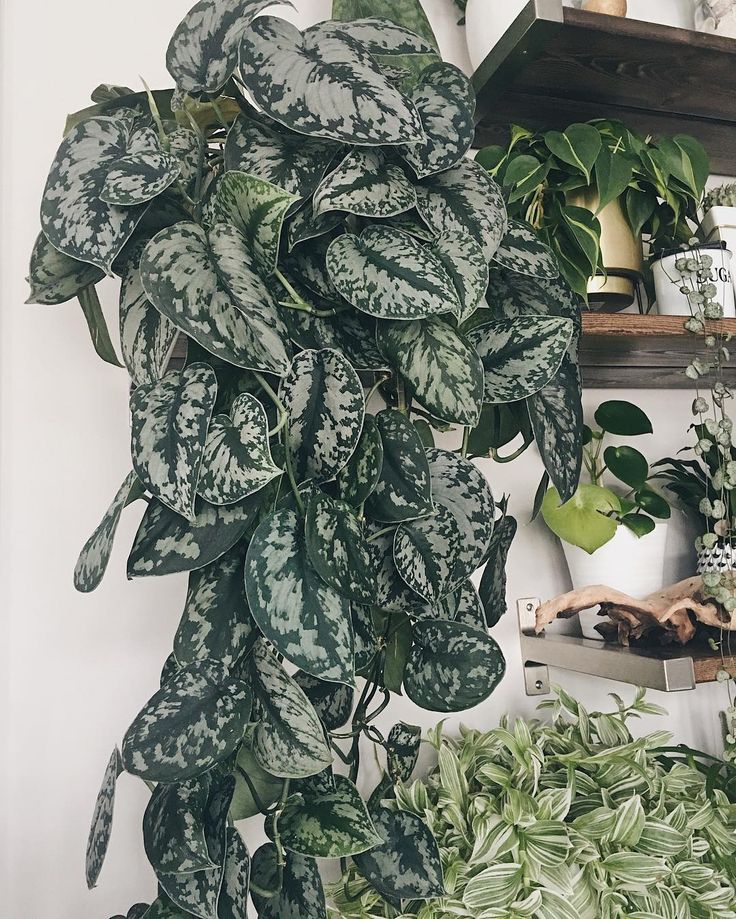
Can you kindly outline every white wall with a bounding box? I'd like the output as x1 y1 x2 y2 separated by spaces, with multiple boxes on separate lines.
0 2 728 916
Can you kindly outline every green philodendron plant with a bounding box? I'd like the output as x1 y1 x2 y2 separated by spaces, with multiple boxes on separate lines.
28 0 586 916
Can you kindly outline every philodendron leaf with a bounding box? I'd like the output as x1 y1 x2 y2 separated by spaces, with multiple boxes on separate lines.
541 484 621 554
326 226 460 321
143 774 215 876
493 220 560 280
278 775 381 858
393 504 463 604
238 17 423 145
281 348 365 485
431 230 489 322
305 493 376 604
245 506 354 684
415 160 508 263
366 409 433 523
293 670 355 731
250 844 327 919
336 415 384 507
469 316 574 404
313 148 416 219
122 660 251 782
166 0 287 96
405 619 506 712
85 747 123 889
400 62 475 179
130 363 217 520
479 513 517 628
74 471 142 592
197 393 282 505
354 807 444 901
230 738 284 820
26 232 104 304
224 112 339 199
376 317 484 426
249 641 332 779
218 828 250 919
545 123 602 184
387 722 421 782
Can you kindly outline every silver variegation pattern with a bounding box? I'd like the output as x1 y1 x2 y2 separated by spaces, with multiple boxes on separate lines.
287 203 342 251
332 17 436 56
293 670 354 732
313 148 416 219
217 828 250 919
282 305 388 371
387 722 421 782
305 493 375 603
370 526 426 614
250 844 327 919
393 504 463 604
85 746 124 889
421 579 486 630
100 126 180 206
26 232 104 305
143 774 215 875
493 219 561 279
336 414 383 507
432 230 489 322
366 409 433 523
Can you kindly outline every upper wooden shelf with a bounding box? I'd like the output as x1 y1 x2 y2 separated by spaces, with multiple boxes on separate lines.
472 0 736 174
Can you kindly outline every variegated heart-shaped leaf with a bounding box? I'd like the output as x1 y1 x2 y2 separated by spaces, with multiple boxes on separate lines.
416 160 508 263
393 504 463 604
231 738 284 820
370 526 426 614
354 807 444 900
479 512 517 628
292 670 354 731
26 232 104 304
376 317 484 426
239 17 423 144
404 619 506 712
168 128 200 196
122 660 251 782
431 230 489 322
326 226 460 320
287 204 342 251
469 316 574 404
127 493 263 577
143 774 215 875
74 471 143 592
387 722 421 782
85 746 123 889
136 897 187 918
140 221 291 374
212 171 297 275
383 209 437 241
245 506 354 684
100 127 180 206
336 414 384 507
278 774 380 858
281 348 364 484
281 305 388 372
250 844 327 919
486 268 582 325
400 62 475 179
313 148 416 219
493 219 560 279
166 0 287 95
249 641 332 779
218 828 249 919
197 393 282 505
353 604 379 672
333 17 436 56
420 580 486 630
130 363 217 520
305 493 375 603
174 543 256 668
225 112 340 199
366 409 433 523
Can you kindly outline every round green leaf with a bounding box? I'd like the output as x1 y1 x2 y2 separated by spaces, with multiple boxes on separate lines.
250 844 327 919
541 484 621 554
230 740 284 820
636 486 671 520
143 774 215 876
604 445 649 490
594 400 653 436
621 514 657 538
386 722 421 783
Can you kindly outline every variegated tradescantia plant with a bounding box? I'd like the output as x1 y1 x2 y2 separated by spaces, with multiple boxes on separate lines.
28 0 585 916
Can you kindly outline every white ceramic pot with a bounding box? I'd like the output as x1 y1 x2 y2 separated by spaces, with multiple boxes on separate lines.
652 243 736 318
627 0 695 28
701 208 736 286
562 523 669 639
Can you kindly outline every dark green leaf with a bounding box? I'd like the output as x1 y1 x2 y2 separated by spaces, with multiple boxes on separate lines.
594 145 634 214
393 505 463 604
78 285 124 367
250 844 327 919
26 232 104 305
366 409 433 523
336 415 384 507
86 747 123 889
544 124 602 183
595 400 653 436
604 445 649 489
143 774 215 875
636 487 671 520
382 610 413 693
479 514 517 628
621 514 656 538
218 828 250 919
231 738 284 820
493 220 559 280
293 670 354 731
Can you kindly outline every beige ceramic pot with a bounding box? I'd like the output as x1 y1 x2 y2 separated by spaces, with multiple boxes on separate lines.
583 0 627 14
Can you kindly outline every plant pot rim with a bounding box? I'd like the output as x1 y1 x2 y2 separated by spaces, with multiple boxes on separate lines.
651 241 729 263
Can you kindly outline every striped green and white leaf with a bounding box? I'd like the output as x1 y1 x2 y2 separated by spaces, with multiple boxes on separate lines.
479 512 517 628
174 544 256 668
281 348 364 484
354 806 444 901
130 363 217 520
40 116 152 272
245 506 354 683
218 828 250 919
212 171 297 275
371 527 426 614
415 160 508 263
141 221 291 374
122 660 251 782
601 852 667 887
250 844 327 919
326 226 460 320
293 670 355 731
426 448 495 582
400 62 475 179
287 203 342 250
100 127 180 206
231 738 284 820
493 219 560 279
305 493 375 603
376 317 484 426
197 393 282 505
387 722 421 782
238 17 423 144
405 619 506 712
393 504 463 604
313 148 416 219
127 494 262 577
249 641 332 779
469 316 574 403
143 774 215 875
74 471 142 592
463 862 524 912
166 0 287 95
431 230 489 323
366 409 433 523
26 232 104 304
224 112 339 199
85 747 123 889
336 415 384 507
278 775 380 858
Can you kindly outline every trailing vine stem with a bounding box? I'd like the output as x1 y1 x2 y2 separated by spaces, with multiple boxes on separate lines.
274 267 346 317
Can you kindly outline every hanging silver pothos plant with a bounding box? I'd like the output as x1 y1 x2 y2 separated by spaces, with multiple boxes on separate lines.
28 0 584 916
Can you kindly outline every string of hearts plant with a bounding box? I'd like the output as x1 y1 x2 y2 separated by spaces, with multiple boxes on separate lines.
27 1 584 917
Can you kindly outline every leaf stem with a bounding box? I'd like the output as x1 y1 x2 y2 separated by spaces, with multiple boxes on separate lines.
491 437 533 464
235 764 275 816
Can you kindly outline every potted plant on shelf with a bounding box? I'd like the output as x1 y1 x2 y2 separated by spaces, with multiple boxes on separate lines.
541 399 672 638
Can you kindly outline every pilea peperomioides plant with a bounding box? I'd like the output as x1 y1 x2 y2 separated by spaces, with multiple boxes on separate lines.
28 1 585 916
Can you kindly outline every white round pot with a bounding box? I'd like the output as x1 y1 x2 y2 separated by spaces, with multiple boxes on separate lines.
701 207 736 286
652 243 736 318
562 523 669 639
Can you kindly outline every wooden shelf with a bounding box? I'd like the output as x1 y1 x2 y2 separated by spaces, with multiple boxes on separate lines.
473 0 736 174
